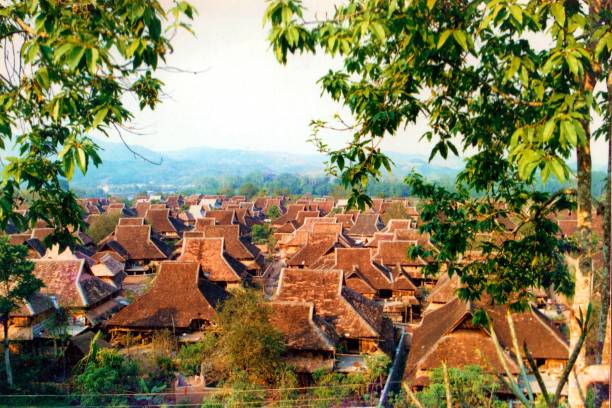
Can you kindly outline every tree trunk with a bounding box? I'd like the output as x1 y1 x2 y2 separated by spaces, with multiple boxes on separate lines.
568 66 595 406
2 316 13 388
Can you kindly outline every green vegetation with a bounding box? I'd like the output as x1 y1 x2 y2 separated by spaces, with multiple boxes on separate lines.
208 289 285 385
266 205 282 219
380 201 410 224
0 0 194 248
0 237 41 388
74 348 139 406
86 212 121 244
252 223 274 244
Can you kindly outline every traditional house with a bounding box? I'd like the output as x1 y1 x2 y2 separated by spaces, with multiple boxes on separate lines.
200 224 264 275
332 248 420 323
145 208 186 239
274 268 394 355
286 233 349 269
269 301 338 374
347 213 384 243
106 261 227 340
373 240 430 287
178 237 247 288
31 259 122 333
99 224 170 273
272 204 306 228
204 209 237 226
0 292 55 342
404 297 569 390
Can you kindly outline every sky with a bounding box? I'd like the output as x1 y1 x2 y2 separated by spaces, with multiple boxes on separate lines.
115 0 609 169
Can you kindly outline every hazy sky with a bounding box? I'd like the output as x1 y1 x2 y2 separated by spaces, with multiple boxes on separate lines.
115 0 608 168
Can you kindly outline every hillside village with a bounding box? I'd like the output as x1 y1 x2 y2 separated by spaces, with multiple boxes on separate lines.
1 192 608 406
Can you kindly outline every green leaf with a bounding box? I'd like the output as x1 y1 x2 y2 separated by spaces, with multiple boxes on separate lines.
66 46 86 71
53 43 73 62
86 48 99 75
508 5 522 24
77 148 87 174
452 30 468 51
437 30 452 49
550 158 565 181
92 107 109 128
561 120 577 146
542 119 555 142
550 3 565 27
566 54 581 77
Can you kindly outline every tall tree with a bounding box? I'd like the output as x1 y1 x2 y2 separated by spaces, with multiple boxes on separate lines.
264 0 611 403
0 236 41 387
0 0 194 248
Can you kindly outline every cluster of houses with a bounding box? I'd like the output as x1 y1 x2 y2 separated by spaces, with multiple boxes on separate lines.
1 193 596 395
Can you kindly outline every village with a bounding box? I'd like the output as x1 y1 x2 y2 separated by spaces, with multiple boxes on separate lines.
1 192 606 406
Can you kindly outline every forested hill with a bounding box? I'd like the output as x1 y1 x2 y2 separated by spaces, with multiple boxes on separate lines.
70 140 462 195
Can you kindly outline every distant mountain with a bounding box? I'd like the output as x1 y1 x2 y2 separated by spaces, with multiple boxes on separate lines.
69 140 463 193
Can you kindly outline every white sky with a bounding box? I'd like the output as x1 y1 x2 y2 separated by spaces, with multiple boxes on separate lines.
117 0 608 169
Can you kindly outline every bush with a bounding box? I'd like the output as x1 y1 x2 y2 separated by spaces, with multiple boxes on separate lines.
266 205 281 219
416 365 504 408
252 223 273 244
86 212 120 243
74 349 139 407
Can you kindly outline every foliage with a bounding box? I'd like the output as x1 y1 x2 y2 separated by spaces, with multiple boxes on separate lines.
74 348 139 407
266 205 281 219
310 369 369 408
251 223 273 244
263 0 610 205
85 212 120 244
238 182 259 200
177 341 205 376
206 289 286 385
381 201 409 224
0 0 195 248
415 365 503 408
407 172 575 310
364 352 391 383
261 0 612 313
0 236 41 387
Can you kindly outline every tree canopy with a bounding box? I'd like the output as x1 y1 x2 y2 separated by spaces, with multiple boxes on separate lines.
0 0 194 248
262 0 612 309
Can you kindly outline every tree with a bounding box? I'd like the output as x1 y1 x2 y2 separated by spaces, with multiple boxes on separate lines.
0 0 195 249
264 1 611 402
207 289 285 385
0 237 41 388
381 201 409 225
251 223 273 244
86 212 120 244
238 183 258 200
266 205 281 219
413 365 503 408
74 343 139 407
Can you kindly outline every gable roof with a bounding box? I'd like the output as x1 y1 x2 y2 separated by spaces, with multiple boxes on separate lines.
179 237 244 283
145 208 179 234
274 268 383 339
269 301 337 351
201 224 257 260
118 217 145 226
204 210 236 225
348 213 383 237
333 248 392 292
374 240 426 266
106 261 227 329
105 225 169 261
33 259 117 308
272 204 305 226
405 297 568 384
286 234 343 268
